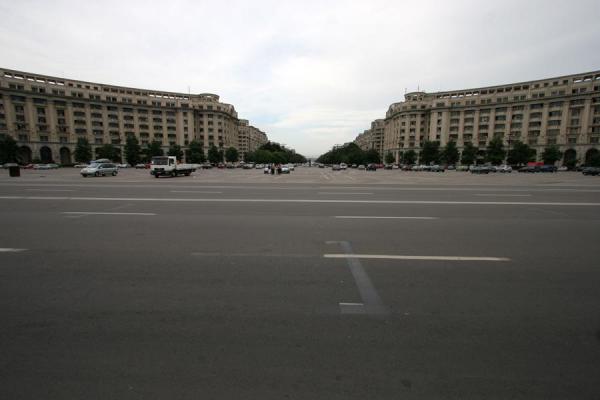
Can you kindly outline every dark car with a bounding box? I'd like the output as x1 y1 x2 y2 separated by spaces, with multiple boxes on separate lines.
539 165 557 173
366 164 377 171
582 167 600 176
518 166 538 173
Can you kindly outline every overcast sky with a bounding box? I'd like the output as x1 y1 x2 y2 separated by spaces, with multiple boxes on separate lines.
1 0 599 157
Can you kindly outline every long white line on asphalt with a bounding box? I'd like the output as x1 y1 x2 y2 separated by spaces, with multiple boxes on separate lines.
61 212 156 216
334 216 438 219
2 196 600 206
25 189 75 192
318 192 373 195
3 182 600 192
324 254 510 261
170 190 223 194
0 248 27 252
474 194 532 197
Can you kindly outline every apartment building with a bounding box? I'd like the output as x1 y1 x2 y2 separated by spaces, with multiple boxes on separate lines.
238 119 268 160
356 70 600 165
0 68 267 164
354 119 385 157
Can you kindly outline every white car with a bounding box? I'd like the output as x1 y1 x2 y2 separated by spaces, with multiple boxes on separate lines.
339 163 348 170
496 165 513 173
81 162 118 177
286 164 295 171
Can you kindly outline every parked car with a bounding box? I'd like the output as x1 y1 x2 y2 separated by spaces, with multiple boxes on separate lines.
358 165 366 170
539 165 557 173
74 163 89 168
366 164 377 171
81 163 118 177
281 165 290 174
286 164 295 171
430 165 445 172
582 167 600 176
332 164 341 171
496 165 513 173
135 163 149 169
557 166 568 171
339 163 347 170
518 166 538 173
117 163 131 169
34 163 59 170
470 166 492 174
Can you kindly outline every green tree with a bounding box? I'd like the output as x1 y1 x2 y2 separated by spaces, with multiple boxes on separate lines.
124 134 141 166
0 135 19 164
460 142 478 165
541 145 562 165
441 141 460 165
168 144 184 161
507 140 535 165
96 144 119 161
253 149 272 164
364 149 381 164
225 147 239 163
144 141 164 160
384 152 395 164
74 137 92 163
485 137 506 165
207 144 222 164
420 140 441 164
186 140 205 163
403 150 417 165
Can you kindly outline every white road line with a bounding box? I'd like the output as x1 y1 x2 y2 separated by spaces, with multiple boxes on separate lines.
339 302 364 306
318 192 373 195
334 216 438 220
324 254 510 261
170 190 223 194
328 241 389 317
475 194 532 197
0 248 27 252
61 212 156 216
1 196 600 207
25 189 75 192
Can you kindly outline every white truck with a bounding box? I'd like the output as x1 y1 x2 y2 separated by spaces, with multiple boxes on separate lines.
150 156 196 178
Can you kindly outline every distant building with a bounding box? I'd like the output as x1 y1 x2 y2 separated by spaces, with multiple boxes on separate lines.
0 68 268 163
238 119 268 160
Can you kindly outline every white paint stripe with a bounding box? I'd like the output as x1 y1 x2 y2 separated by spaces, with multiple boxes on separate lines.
475 194 532 197
25 189 75 192
61 212 156 216
334 216 437 220
1 196 599 207
318 192 373 195
339 302 364 306
0 248 26 252
324 254 510 261
170 190 223 194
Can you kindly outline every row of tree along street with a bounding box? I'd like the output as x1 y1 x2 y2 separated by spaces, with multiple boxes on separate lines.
74 137 305 166
316 138 600 168
0 134 306 166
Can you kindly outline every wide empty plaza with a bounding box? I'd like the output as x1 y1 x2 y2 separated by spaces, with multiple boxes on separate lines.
1 167 599 399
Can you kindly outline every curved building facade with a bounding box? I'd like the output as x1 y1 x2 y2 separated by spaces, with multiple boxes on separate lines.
0 68 266 164
356 70 600 165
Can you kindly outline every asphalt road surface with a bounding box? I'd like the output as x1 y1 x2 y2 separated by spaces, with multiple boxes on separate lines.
1 167 600 399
